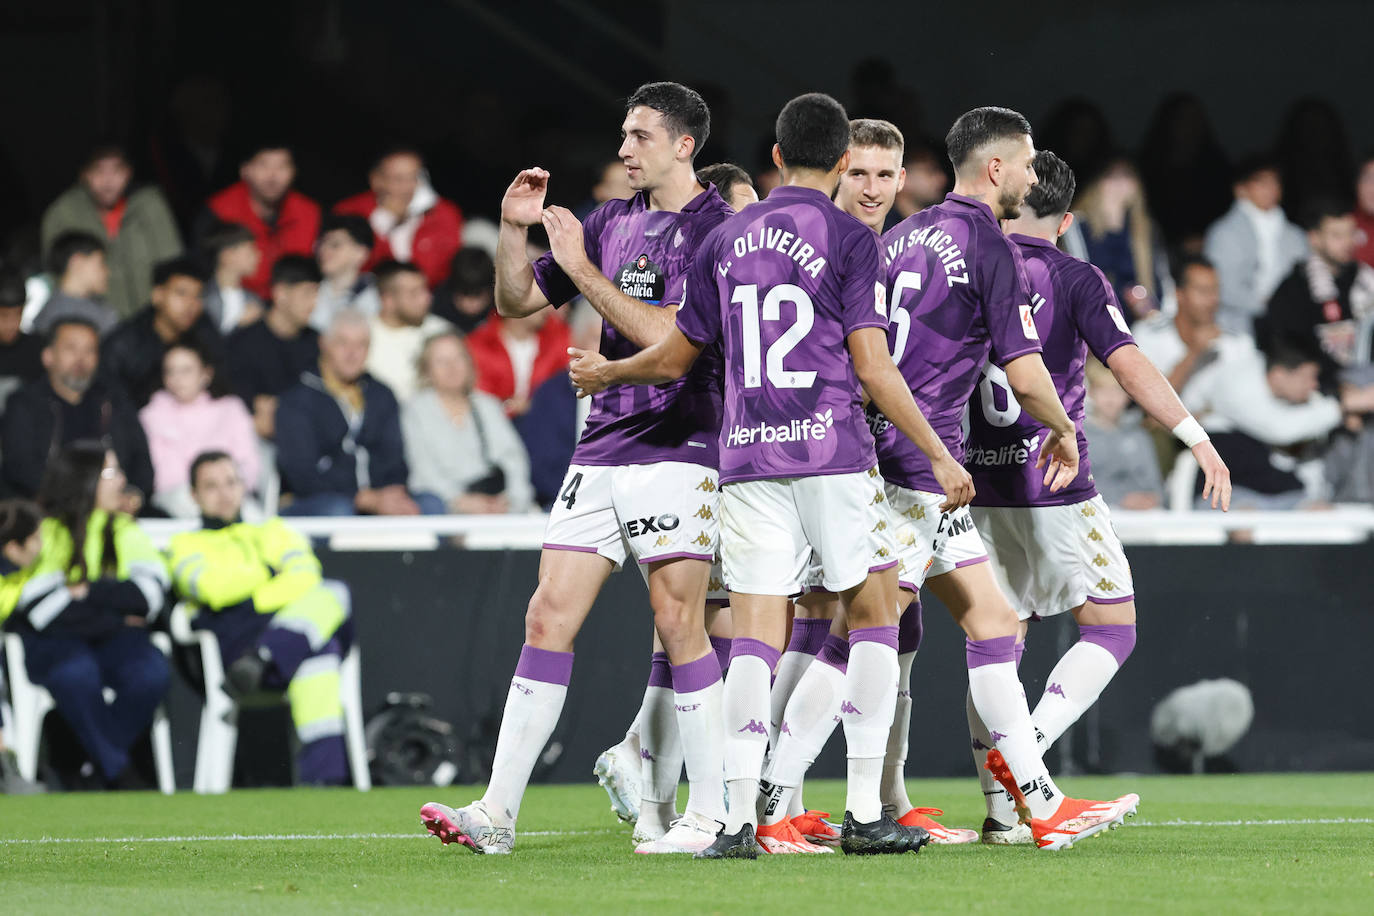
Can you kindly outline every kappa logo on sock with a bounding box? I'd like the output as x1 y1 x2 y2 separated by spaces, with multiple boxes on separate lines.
640 748 655 762
675 703 699 712
839 701 862 716
897 689 911 698
737 719 768 735
972 738 989 751
989 730 1006 743
511 681 533 696
781 721 793 736
1046 683 1066 698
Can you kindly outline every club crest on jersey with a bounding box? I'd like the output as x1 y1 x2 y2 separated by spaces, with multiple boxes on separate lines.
616 254 665 303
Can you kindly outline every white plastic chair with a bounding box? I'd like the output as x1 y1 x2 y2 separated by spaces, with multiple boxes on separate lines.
1 631 175 794
169 590 371 793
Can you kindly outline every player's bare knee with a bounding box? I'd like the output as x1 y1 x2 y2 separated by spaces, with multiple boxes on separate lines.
524 587 572 646
1076 599 1137 627
650 596 697 644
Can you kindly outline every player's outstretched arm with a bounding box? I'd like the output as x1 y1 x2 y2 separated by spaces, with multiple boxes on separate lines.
541 206 678 349
567 329 703 398
1003 353 1080 492
848 327 974 510
1106 343 1232 511
496 168 554 318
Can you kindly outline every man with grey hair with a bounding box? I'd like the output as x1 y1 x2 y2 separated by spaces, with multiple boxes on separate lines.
274 308 435 515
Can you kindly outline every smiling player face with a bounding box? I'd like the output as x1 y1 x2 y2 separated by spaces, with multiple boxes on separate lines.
835 144 906 232
619 106 687 193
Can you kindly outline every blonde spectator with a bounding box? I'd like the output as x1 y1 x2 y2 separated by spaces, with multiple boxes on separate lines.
402 332 532 514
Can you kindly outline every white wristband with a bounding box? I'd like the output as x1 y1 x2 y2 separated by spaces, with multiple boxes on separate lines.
1172 416 1209 448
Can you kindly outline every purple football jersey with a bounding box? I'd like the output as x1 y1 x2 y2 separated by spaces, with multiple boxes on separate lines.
968 233 1136 506
674 186 889 484
532 185 732 467
874 194 1043 491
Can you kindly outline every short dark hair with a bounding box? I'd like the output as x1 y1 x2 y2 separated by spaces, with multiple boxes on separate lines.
189 450 235 489
1172 253 1216 288
0 272 25 310
945 106 1033 172
1300 196 1354 232
1232 153 1280 185
626 82 711 160
775 93 851 172
240 140 293 164
447 247 495 296
1266 340 1319 372
374 259 425 292
1023 150 1076 219
696 162 754 202
0 499 42 548
47 231 104 278
45 317 100 348
81 143 129 172
320 213 375 250
153 255 209 288
200 221 257 259
271 254 322 287
849 119 905 154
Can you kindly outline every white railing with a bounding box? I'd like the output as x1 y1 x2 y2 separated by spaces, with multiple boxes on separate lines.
139 506 1374 551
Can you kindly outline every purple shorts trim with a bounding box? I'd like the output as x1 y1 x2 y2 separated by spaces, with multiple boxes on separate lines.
638 551 714 566
803 584 833 594
730 636 781 672
954 556 989 569
542 542 601 554
705 597 730 606
868 559 899 573
647 651 672 688
515 644 574 685
1087 593 1136 605
849 624 899 651
965 635 1017 669
897 579 920 594
671 652 722 694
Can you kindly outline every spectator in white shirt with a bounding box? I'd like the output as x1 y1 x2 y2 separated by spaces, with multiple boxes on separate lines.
364 260 452 402
313 214 381 333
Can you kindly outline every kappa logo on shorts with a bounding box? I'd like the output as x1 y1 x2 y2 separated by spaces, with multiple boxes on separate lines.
1092 554 1109 567
898 531 916 547
1081 504 1097 517
654 535 671 547
708 577 726 592
1094 578 1118 591
872 520 887 532
903 504 926 520
870 491 886 505
868 468 880 478
874 547 891 558
694 505 714 520
1087 528 1103 542
692 532 712 547
624 514 680 537
696 477 717 492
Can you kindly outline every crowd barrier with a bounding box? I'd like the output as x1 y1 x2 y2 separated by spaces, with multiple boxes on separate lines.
138 511 1374 786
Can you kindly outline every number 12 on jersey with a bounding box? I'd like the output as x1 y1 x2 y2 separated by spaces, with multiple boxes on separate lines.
734 283 816 389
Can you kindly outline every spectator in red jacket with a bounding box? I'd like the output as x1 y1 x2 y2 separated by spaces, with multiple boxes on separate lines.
205 143 321 299
333 149 463 289
466 309 570 418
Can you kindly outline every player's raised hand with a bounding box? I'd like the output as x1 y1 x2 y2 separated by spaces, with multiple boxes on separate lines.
1194 440 1232 511
1036 428 1080 492
567 347 610 398
931 454 975 511
542 206 589 272
501 168 550 227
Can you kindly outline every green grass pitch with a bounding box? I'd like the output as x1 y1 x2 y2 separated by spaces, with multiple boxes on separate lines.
2 773 1372 914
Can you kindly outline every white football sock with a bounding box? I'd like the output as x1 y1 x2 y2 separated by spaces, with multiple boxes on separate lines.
880 650 917 813
967 646 1061 821
1033 626 1133 748
768 617 830 747
843 629 899 823
967 686 1016 822
723 642 776 834
481 646 572 826
637 684 682 832
672 654 727 824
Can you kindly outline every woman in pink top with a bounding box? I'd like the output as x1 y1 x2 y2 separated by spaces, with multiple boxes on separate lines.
138 342 261 517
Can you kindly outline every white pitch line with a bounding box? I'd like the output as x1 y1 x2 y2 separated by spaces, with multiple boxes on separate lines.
2 819 1370 846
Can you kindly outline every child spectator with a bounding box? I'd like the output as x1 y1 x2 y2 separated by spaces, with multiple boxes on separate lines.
313 214 380 333
33 231 116 336
1082 359 1163 509
200 222 264 334
139 343 260 518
